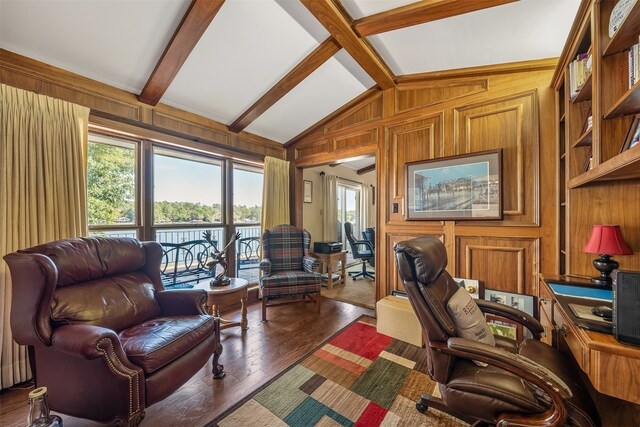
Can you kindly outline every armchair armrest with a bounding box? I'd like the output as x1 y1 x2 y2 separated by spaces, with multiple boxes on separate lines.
476 299 543 339
431 337 571 426
156 289 208 316
302 255 320 273
52 325 132 365
259 258 272 275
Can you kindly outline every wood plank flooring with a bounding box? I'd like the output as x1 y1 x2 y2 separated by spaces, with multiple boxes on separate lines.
0 298 373 427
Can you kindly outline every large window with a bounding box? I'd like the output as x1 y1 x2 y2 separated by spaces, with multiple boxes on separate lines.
337 182 361 262
153 147 222 225
87 134 139 238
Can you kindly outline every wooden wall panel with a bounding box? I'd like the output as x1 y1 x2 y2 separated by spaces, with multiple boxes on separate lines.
454 91 539 226
385 114 444 223
334 128 378 151
324 93 383 133
395 79 487 114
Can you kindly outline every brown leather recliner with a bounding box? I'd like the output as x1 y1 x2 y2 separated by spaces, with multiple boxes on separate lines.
394 237 599 427
4 237 225 426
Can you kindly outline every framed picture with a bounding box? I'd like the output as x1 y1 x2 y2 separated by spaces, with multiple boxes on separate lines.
303 180 312 203
620 114 640 153
405 149 502 221
484 288 536 341
486 314 523 342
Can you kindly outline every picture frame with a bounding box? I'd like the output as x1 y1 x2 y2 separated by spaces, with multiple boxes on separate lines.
485 314 523 342
303 180 312 203
484 288 536 341
620 114 640 153
405 149 502 221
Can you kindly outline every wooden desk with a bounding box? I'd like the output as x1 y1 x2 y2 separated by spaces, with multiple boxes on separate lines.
540 275 640 424
192 278 249 331
311 251 347 289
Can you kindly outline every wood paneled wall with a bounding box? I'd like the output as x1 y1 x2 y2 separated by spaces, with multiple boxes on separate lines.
289 67 559 300
0 49 285 162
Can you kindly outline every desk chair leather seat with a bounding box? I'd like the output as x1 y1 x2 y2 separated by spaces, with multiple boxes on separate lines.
394 236 599 427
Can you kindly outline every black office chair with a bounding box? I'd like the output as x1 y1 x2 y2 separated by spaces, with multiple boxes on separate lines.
362 227 375 268
344 222 375 280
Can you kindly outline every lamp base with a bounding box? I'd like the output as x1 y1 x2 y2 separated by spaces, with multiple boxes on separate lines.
591 254 618 288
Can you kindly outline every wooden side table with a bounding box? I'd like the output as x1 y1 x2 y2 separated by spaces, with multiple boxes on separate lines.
311 251 347 289
192 277 249 331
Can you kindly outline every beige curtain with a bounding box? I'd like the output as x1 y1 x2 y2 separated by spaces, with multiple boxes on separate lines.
261 156 290 234
0 84 89 388
322 173 338 241
360 184 375 231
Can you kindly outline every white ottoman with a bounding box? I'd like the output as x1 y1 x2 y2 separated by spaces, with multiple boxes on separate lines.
376 295 424 347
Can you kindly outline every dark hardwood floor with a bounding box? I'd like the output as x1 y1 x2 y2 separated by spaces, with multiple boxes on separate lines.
0 297 374 427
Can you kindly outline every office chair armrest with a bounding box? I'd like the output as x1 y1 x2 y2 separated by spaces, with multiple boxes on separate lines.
476 299 543 339
302 255 320 273
432 338 571 427
353 240 374 253
259 258 272 274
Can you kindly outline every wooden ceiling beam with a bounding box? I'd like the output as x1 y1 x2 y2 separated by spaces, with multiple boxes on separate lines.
356 164 375 175
229 37 341 133
138 0 225 106
354 0 518 37
301 0 395 90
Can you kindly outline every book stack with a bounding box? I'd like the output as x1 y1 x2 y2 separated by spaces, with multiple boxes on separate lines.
569 52 592 100
629 39 639 88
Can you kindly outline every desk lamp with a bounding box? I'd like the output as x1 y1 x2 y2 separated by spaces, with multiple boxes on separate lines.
583 225 633 286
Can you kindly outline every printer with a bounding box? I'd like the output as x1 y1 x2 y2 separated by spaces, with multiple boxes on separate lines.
314 241 343 254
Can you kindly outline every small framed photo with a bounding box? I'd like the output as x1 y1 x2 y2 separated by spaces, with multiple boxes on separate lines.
484 289 536 341
620 114 640 153
303 180 313 203
486 314 522 342
405 149 502 221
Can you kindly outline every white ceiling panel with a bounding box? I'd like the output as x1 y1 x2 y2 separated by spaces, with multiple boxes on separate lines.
0 0 190 94
245 54 367 143
161 0 323 125
340 0 418 20
367 0 581 75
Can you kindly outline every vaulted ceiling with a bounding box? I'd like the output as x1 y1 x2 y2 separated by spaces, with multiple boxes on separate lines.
0 0 581 144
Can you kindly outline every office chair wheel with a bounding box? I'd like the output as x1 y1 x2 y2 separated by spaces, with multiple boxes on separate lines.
416 402 427 413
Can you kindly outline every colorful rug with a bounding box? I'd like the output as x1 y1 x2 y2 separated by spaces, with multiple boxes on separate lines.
209 317 466 426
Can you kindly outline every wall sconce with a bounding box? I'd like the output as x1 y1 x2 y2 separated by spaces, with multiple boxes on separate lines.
583 225 633 287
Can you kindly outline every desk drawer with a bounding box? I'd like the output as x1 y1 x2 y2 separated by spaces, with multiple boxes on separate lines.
554 303 588 371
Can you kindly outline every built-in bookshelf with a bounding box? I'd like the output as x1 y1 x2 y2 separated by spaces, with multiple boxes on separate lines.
554 0 640 275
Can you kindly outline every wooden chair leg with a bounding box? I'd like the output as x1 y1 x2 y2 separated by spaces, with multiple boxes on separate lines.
262 297 267 322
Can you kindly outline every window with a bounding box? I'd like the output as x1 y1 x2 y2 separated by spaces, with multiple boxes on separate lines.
233 164 263 284
153 148 222 225
337 183 361 261
87 134 139 238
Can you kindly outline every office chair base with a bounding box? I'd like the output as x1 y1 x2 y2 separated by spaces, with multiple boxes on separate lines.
349 270 375 280
416 394 478 425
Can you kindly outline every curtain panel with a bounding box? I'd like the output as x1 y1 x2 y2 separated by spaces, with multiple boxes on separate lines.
261 156 290 234
0 84 90 388
322 173 338 242
361 184 375 232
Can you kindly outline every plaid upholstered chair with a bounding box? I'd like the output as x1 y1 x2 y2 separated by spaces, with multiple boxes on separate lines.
259 224 322 321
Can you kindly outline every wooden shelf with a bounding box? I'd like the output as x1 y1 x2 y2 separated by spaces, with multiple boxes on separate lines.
603 80 640 118
603 2 640 56
571 73 592 103
568 144 640 188
572 127 593 148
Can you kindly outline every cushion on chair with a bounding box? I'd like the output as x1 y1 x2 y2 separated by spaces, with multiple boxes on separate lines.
119 315 216 374
447 286 495 347
260 270 321 298
264 225 306 272
52 272 161 331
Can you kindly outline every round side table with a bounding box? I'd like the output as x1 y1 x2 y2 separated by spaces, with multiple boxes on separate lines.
192 277 249 331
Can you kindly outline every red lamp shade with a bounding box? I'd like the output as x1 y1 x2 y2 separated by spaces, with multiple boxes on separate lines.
583 225 634 255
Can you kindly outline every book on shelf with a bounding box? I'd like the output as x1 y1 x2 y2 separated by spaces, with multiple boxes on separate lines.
581 108 593 134
569 52 592 100
630 41 639 88
621 115 640 152
583 146 593 172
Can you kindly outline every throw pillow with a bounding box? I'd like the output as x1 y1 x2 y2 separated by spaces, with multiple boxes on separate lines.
446 286 495 366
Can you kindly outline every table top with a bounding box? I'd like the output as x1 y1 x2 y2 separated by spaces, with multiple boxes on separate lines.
191 277 249 295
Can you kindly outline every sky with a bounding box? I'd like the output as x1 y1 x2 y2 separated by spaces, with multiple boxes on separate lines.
154 154 263 206
414 161 488 186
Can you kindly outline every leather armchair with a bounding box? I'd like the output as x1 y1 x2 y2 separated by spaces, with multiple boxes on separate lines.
4 237 224 426
394 236 599 427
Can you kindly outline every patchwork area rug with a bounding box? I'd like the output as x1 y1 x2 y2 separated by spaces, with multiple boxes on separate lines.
209 317 466 426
